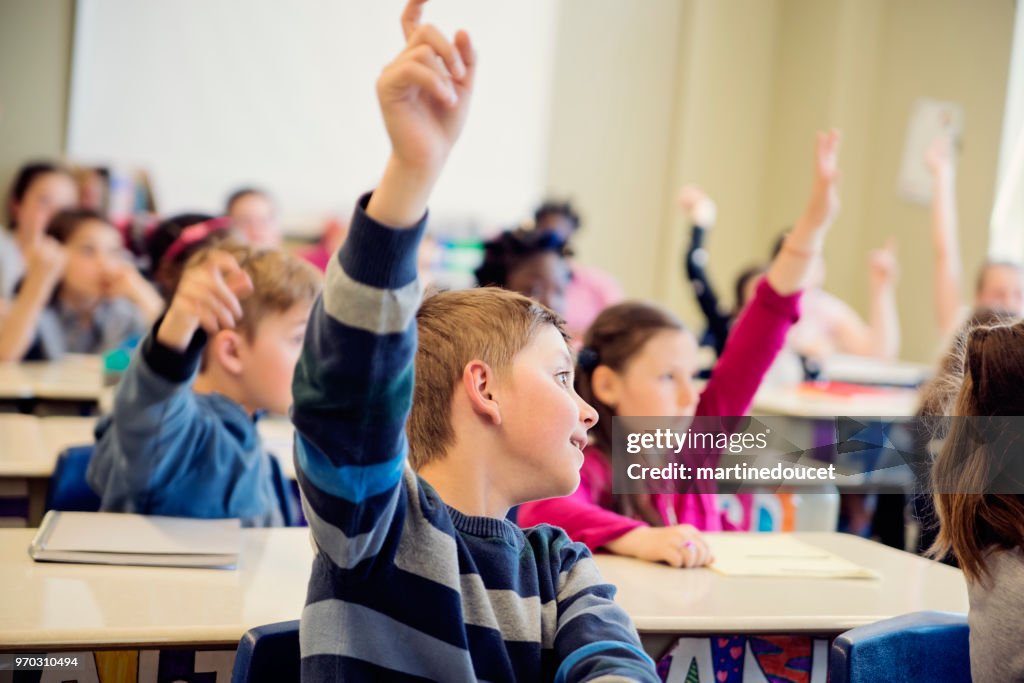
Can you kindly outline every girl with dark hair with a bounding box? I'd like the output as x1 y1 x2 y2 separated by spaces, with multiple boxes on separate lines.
475 226 572 316
0 209 162 361
1 162 77 302
518 131 844 567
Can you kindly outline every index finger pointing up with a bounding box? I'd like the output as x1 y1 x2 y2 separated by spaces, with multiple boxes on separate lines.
401 0 429 40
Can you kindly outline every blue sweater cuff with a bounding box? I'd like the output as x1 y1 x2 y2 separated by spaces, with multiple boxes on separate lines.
338 192 427 289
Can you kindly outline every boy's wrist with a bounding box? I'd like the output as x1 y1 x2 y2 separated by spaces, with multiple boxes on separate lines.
156 308 197 352
366 155 439 228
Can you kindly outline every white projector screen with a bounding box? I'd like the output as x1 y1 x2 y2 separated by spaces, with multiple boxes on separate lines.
67 0 559 235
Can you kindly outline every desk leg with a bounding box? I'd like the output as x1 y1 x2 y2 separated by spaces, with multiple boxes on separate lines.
27 478 49 527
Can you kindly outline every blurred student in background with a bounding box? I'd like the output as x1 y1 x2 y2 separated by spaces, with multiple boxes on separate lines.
0 209 162 361
1 162 77 306
226 187 281 248
927 135 1024 339
533 200 624 340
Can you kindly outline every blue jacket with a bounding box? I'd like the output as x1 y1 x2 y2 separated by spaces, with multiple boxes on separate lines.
88 324 286 527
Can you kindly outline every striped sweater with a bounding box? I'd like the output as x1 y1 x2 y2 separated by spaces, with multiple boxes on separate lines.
291 195 658 682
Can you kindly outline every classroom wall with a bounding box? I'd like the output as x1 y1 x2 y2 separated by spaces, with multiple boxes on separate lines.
545 0 1016 363
0 0 75 214
543 0 685 302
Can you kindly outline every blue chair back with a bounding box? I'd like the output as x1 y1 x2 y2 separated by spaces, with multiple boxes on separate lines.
830 611 971 683
232 620 300 683
46 445 101 512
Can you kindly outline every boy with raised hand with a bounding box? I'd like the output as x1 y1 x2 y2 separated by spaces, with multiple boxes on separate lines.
89 242 322 526
291 1 658 681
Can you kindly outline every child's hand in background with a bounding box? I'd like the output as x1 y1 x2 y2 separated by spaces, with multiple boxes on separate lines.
925 134 955 185
803 129 842 233
677 185 717 229
605 524 713 569
24 237 68 291
157 250 253 351
869 237 899 291
105 260 166 324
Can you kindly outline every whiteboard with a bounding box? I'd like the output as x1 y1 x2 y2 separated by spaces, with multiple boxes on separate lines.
67 0 559 236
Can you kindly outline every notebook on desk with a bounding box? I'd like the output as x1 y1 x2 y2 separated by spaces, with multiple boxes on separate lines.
709 534 878 579
29 511 241 569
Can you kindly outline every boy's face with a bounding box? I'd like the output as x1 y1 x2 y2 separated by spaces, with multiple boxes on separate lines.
16 173 76 242
230 194 280 248
63 219 128 300
494 324 597 501
977 265 1024 316
236 301 312 416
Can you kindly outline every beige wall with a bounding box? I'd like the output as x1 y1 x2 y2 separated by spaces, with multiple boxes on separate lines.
0 0 75 213
546 0 1016 363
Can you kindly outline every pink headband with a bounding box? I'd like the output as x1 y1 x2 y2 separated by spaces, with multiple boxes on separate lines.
161 216 232 269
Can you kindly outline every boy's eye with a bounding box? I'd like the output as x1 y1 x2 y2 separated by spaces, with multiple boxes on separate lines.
556 371 572 387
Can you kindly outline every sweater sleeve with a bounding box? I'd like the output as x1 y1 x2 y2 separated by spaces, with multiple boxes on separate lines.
684 224 731 357
517 451 645 552
290 192 424 558
87 320 207 495
551 535 659 683
698 277 801 417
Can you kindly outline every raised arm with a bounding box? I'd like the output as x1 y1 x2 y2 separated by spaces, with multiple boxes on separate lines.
678 185 730 355
290 0 475 546
700 131 841 415
927 135 963 337
0 238 65 361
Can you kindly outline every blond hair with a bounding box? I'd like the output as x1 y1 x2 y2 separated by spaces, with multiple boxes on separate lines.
408 286 565 469
188 240 322 340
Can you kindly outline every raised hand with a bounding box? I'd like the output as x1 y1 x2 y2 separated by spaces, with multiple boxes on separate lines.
677 185 717 229
925 134 955 184
367 0 477 228
156 250 254 351
869 237 899 291
804 129 842 231
24 237 68 291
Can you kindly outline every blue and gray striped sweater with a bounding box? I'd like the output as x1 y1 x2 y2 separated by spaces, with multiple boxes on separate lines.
291 195 658 682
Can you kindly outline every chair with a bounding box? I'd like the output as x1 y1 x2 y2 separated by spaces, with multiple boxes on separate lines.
231 620 300 683
45 445 101 512
830 611 971 683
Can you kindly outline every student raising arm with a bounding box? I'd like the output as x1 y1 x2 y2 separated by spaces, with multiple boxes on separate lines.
290 1 657 681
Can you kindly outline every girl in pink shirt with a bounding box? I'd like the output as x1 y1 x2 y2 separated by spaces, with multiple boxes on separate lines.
518 130 845 568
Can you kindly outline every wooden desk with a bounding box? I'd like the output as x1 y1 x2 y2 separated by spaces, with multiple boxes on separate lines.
0 415 295 527
0 528 312 650
752 384 920 419
596 531 965 635
0 529 964 649
0 355 108 412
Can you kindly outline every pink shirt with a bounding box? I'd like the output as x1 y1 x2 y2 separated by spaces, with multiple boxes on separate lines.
564 263 625 342
518 278 801 551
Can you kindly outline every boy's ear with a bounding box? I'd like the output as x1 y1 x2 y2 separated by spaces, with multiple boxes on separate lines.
590 365 620 408
208 330 245 376
461 360 501 425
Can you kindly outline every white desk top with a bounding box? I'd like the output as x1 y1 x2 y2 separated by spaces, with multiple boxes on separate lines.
597 532 967 634
819 354 931 388
752 384 920 418
0 529 966 648
0 355 106 403
0 527 313 648
0 415 98 478
0 415 294 480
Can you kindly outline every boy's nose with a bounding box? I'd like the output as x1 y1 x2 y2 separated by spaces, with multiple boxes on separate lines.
577 395 598 428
